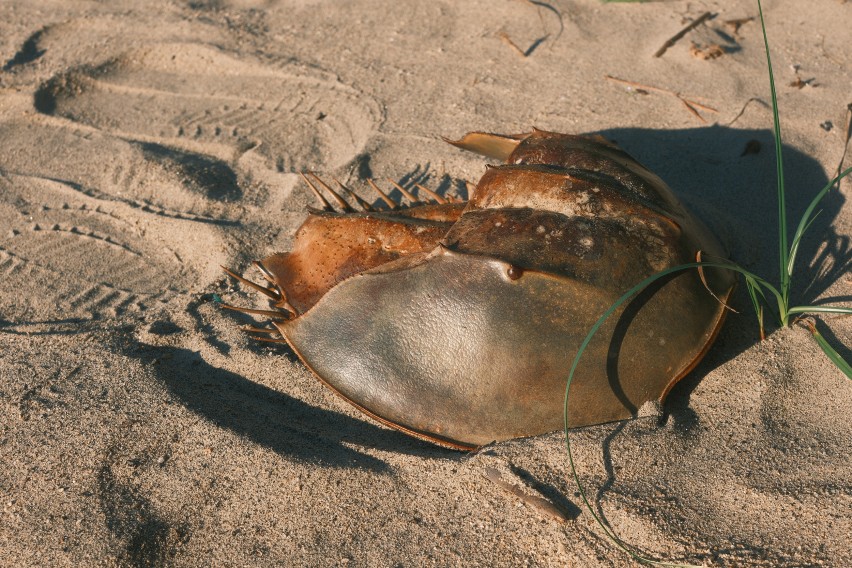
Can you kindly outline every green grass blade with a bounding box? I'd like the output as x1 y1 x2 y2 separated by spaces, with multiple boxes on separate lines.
787 166 852 277
564 260 776 566
745 276 767 338
788 305 852 316
757 0 790 306
745 275 767 305
787 212 821 276
803 320 852 380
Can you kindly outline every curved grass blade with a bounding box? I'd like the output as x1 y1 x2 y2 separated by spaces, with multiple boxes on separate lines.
801 319 852 380
787 211 821 276
788 305 852 316
563 260 773 566
787 166 852 277
757 0 790 307
745 276 767 339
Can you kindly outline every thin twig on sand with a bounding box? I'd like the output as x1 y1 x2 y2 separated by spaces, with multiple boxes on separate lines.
498 31 528 57
605 74 717 122
482 468 571 523
516 0 565 44
727 97 770 126
654 11 715 58
723 16 755 36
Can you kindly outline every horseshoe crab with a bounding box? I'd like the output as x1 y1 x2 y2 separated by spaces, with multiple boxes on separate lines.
223 129 735 450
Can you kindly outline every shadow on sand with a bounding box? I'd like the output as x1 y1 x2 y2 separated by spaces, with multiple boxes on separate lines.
597 125 845 471
126 343 457 474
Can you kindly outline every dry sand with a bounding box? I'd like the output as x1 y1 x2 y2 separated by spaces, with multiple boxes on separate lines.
1 0 851 566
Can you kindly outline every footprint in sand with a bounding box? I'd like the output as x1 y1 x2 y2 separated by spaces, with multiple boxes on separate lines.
0 172 191 320
0 43 378 320
34 42 380 188
0 119 238 320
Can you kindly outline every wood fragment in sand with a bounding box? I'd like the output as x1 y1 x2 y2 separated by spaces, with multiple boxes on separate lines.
605 74 671 96
679 98 706 123
498 31 528 58
789 76 816 89
689 41 725 60
727 97 770 126
605 74 717 122
482 467 570 523
724 16 754 36
654 11 714 58
677 98 716 113
516 0 565 44
497 31 549 58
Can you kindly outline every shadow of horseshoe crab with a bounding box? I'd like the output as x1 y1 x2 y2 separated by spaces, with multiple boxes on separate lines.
129 343 459 473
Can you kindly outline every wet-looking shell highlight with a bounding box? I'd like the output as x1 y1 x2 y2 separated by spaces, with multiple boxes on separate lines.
223 129 735 450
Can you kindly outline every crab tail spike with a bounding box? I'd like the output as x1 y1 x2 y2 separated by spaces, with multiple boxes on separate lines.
386 178 421 204
221 265 280 300
310 173 355 212
334 178 374 211
412 182 447 204
367 179 399 210
300 172 334 211
252 260 276 284
280 299 297 316
240 325 282 336
220 303 289 320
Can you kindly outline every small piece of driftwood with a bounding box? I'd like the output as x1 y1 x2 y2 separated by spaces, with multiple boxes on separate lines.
482 467 571 523
654 12 714 58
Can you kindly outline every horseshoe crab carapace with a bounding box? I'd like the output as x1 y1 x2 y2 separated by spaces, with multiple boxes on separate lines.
222 129 735 450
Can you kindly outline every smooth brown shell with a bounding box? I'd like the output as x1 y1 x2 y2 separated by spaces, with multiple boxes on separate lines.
234 129 735 450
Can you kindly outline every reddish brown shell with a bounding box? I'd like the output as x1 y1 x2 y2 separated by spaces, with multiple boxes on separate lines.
227 129 735 450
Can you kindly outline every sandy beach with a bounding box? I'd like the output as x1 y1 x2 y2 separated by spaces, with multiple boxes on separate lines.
1 0 850 565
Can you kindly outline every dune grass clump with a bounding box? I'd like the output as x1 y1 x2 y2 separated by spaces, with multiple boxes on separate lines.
565 1 851 565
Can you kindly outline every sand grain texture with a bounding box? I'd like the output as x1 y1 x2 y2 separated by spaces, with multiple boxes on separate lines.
1 0 850 566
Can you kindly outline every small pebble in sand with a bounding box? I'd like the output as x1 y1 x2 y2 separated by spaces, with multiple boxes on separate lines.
741 139 761 156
